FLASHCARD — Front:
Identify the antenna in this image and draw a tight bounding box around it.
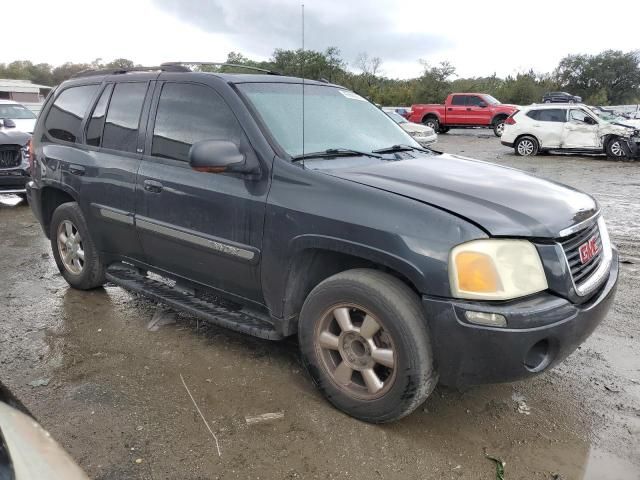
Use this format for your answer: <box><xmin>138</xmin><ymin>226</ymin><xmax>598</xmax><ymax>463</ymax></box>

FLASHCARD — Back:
<box><xmin>301</xmin><ymin>3</ymin><xmax>305</xmax><ymax>168</ymax></box>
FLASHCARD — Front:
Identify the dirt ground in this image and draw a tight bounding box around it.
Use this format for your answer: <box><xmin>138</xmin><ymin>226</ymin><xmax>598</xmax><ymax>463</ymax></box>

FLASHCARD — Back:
<box><xmin>1</xmin><ymin>130</ymin><xmax>639</xmax><ymax>479</ymax></box>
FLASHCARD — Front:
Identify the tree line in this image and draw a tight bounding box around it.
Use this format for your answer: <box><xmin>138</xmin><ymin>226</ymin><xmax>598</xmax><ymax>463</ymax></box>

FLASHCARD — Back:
<box><xmin>1</xmin><ymin>49</ymin><xmax>639</xmax><ymax>106</ymax></box>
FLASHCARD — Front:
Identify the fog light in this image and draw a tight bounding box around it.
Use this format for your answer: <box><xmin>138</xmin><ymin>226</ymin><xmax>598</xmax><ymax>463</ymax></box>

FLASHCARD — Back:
<box><xmin>464</xmin><ymin>311</ymin><xmax>507</xmax><ymax>327</ymax></box>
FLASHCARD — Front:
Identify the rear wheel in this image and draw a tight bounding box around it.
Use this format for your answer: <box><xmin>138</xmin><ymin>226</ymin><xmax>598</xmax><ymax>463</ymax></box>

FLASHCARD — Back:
<box><xmin>298</xmin><ymin>269</ymin><xmax>437</xmax><ymax>423</ymax></box>
<box><xmin>423</xmin><ymin>116</ymin><xmax>439</xmax><ymax>132</ymax></box>
<box><xmin>606</xmin><ymin>137</ymin><xmax>628</xmax><ymax>159</ymax></box>
<box><xmin>50</xmin><ymin>202</ymin><xmax>105</xmax><ymax>290</ymax></box>
<box><xmin>514</xmin><ymin>136</ymin><xmax>539</xmax><ymax>156</ymax></box>
<box><xmin>544</xmin><ymin>99</ymin><xmax>552</xmax><ymax>103</ymax></box>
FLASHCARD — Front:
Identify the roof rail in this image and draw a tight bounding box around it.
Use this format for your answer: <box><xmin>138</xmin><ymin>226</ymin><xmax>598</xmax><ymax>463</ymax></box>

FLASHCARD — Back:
<box><xmin>71</xmin><ymin>64</ymin><xmax>189</xmax><ymax>79</ymax></box>
<box><xmin>161</xmin><ymin>62</ymin><xmax>281</xmax><ymax>76</ymax></box>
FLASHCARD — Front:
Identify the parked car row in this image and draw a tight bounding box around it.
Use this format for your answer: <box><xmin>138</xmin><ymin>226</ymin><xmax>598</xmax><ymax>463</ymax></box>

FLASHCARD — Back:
<box><xmin>382</xmin><ymin>108</ymin><xmax>437</xmax><ymax>147</ymax></box>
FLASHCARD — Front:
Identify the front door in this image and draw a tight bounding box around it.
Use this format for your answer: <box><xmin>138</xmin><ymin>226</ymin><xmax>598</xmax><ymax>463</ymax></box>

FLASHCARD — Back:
<box><xmin>135</xmin><ymin>81</ymin><xmax>269</xmax><ymax>304</ymax></box>
<box><xmin>562</xmin><ymin>109</ymin><xmax>600</xmax><ymax>149</ymax></box>
<box><xmin>466</xmin><ymin>95</ymin><xmax>491</xmax><ymax>125</ymax></box>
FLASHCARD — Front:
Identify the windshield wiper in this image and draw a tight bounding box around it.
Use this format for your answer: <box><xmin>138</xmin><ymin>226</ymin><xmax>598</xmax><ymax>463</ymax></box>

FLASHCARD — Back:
<box><xmin>291</xmin><ymin>148</ymin><xmax>383</xmax><ymax>162</ymax></box>
<box><xmin>371</xmin><ymin>144</ymin><xmax>431</xmax><ymax>154</ymax></box>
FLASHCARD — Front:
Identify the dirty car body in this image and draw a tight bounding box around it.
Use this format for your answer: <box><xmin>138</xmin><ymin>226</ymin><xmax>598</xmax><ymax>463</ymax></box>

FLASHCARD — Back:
<box><xmin>0</xmin><ymin>128</ymin><xmax>31</xmax><ymax>196</ymax></box>
<box><xmin>26</xmin><ymin>68</ymin><xmax>618</xmax><ymax>422</ymax></box>
<box><xmin>501</xmin><ymin>103</ymin><xmax>640</xmax><ymax>159</ymax></box>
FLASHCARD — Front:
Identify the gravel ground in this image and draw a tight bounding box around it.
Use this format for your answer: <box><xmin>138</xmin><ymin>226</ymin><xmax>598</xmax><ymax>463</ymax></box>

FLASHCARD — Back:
<box><xmin>1</xmin><ymin>129</ymin><xmax>639</xmax><ymax>479</ymax></box>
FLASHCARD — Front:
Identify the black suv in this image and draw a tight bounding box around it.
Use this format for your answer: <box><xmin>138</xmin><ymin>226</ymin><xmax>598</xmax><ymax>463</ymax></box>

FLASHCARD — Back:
<box><xmin>27</xmin><ymin>64</ymin><xmax>618</xmax><ymax>423</ymax></box>
<box><xmin>542</xmin><ymin>92</ymin><xmax>582</xmax><ymax>103</ymax></box>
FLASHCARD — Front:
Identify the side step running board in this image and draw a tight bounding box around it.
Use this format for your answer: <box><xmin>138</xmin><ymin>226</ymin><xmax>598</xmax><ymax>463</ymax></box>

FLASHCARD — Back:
<box><xmin>105</xmin><ymin>265</ymin><xmax>283</xmax><ymax>340</ymax></box>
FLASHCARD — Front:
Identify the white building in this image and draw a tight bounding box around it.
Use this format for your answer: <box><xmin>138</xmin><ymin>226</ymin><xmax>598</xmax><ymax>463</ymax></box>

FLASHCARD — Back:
<box><xmin>0</xmin><ymin>79</ymin><xmax>53</xmax><ymax>115</ymax></box>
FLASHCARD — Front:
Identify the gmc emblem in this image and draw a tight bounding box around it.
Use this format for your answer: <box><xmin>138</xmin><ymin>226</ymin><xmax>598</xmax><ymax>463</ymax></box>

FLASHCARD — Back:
<box><xmin>579</xmin><ymin>237</ymin><xmax>599</xmax><ymax>264</ymax></box>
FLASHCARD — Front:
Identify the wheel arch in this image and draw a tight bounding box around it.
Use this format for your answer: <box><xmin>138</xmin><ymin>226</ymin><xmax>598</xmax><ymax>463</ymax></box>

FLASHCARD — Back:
<box><xmin>491</xmin><ymin>113</ymin><xmax>509</xmax><ymax>125</ymax></box>
<box><xmin>279</xmin><ymin>238</ymin><xmax>424</xmax><ymax>336</ymax></box>
<box><xmin>421</xmin><ymin>112</ymin><xmax>441</xmax><ymax>124</ymax></box>
<box><xmin>40</xmin><ymin>185</ymin><xmax>78</xmax><ymax>238</ymax></box>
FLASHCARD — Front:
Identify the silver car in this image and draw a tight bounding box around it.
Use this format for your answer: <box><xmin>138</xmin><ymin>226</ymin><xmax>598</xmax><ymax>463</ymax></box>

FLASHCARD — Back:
<box><xmin>0</xmin><ymin>100</ymin><xmax>38</xmax><ymax>134</ymax></box>
<box><xmin>384</xmin><ymin>110</ymin><xmax>437</xmax><ymax>147</ymax></box>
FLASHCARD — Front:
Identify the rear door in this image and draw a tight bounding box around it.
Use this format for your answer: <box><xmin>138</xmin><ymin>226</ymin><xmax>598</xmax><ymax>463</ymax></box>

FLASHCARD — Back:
<box><xmin>526</xmin><ymin>108</ymin><xmax>566</xmax><ymax>148</ymax></box>
<box><xmin>446</xmin><ymin>95</ymin><xmax>467</xmax><ymax>124</ymax></box>
<box><xmin>562</xmin><ymin>108</ymin><xmax>600</xmax><ymax>149</ymax></box>
<box><xmin>81</xmin><ymin>80</ymin><xmax>151</xmax><ymax>259</ymax></box>
<box><xmin>135</xmin><ymin>81</ymin><xmax>269</xmax><ymax>304</ymax></box>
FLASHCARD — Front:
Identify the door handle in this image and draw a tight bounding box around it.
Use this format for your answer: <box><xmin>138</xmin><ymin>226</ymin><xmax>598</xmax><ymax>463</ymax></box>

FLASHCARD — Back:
<box><xmin>466</xmin><ymin>108</ymin><xmax>472</xmax><ymax>111</ymax></box>
<box><xmin>143</xmin><ymin>179</ymin><xmax>163</xmax><ymax>193</ymax></box>
<box><xmin>68</xmin><ymin>164</ymin><xmax>85</xmax><ymax>176</ymax></box>
<box><xmin>447</xmin><ymin>108</ymin><xmax>453</xmax><ymax>111</ymax></box>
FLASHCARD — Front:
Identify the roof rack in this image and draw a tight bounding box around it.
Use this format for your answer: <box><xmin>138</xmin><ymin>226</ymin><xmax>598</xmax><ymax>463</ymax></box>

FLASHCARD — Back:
<box><xmin>160</xmin><ymin>62</ymin><xmax>281</xmax><ymax>76</ymax></box>
<box><xmin>72</xmin><ymin>65</ymin><xmax>189</xmax><ymax>78</ymax></box>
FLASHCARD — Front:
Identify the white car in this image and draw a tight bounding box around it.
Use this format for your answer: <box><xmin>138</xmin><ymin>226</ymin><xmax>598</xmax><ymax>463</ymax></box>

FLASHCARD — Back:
<box><xmin>384</xmin><ymin>110</ymin><xmax>437</xmax><ymax>147</ymax></box>
<box><xmin>0</xmin><ymin>100</ymin><xmax>38</xmax><ymax>134</ymax></box>
<box><xmin>501</xmin><ymin>104</ymin><xmax>640</xmax><ymax>159</ymax></box>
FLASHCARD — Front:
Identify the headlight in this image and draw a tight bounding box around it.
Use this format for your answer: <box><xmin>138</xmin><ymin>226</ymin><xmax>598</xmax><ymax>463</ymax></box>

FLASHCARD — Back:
<box><xmin>449</xmin><ymin>239</ymin><xmax>548</xmax><ymax>300</ymax></box>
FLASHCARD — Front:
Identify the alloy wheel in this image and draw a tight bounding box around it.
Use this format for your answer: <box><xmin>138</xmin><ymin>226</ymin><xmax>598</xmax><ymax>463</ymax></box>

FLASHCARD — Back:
<box><xmin>57</xmin><ymin>220</ymin><xmax>85</xmax><ymax>274</ymax></box>
<box><xmin>495</xmin><ymin>122</ymin><xmax>505</xmax><ymax>136</ymax></box>
<box><xmin>517</xmin><ymin>139</ymin><xmax>535</xmax><ymax>156</ymax></box>
<box><xmin>609</xmin><ymin>141</ymin><xmax>624</xmax><ymax>157</ymax></box>
<box><xmin>315</xmin><ymin>304</ymin><xmax>397</xmax><ymax>399</ymax></box>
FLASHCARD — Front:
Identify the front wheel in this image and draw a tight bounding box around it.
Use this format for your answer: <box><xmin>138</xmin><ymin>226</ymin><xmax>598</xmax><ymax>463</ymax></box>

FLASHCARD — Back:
<box><xmin>493</xmin><ymin>120</ymin><xmax>506</xmax><ymax>137</ymax></box>
<box><xmin>50</xmin><ymin>202</ymin><xmax>105</xmax><ymax>290</ymax></box>
<box><xmin>298</xmin><ymin>269</ymin><xmax>437</xmax><ymax>423</ymax></box>
<box><xmin>514</xmin><ymin>136</ymin><xmax>539</xmax><ymax>156</ymax></box>
<box><xmin>606</xmin><ymin>137</ymin><xmax>628</xmax><ymax>159</ymax></box>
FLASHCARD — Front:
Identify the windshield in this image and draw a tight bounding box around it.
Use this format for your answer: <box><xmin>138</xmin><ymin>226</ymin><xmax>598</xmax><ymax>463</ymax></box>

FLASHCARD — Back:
<box><xmin>386</xmin><ymin>111</ymin><xmax>408</xmax><ymax>124</ymax></box>
<box><xmin>0</xmin><ymin>104</ymin><xmax>36</xmax><ymax>119</ymax></box>
<box><xmin>483</xmin><ymin>95</ymin><xmax>501</xmax><ymax>105</ymax></box>
<box><xmin>237</xmin><ymin>83</ymin><xmax>419</xmax><ymax>157</ymax></box>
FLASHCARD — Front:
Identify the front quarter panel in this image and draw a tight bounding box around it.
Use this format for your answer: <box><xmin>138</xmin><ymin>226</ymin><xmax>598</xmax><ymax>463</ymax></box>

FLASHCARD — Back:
<box><xmin>262</xmin><ymin>159</ymin><xmax>487</xmax><ymax>318</ymax></box>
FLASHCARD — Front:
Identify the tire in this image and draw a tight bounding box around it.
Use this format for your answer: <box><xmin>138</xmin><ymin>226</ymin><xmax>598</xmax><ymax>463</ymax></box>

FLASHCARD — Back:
<box><xmin>423</xmin><ymin>116</ymin><xmax>439</xmax><ymax>132</ymax></box>
<box><xmin>606</xmin><ymin>137</ymin><xmax>628</xmax><ymax>159</ymax></box>
<box><xmin>514</xmin><ymin>136</ymin><xmax>539</xmax><ymax>156</ymax></box>
<box><xmin>568</xmin><ymin>99</ymin><xmax>575</xmax><ymax>104</ymax></box>
<box><xmin>438</xmin><ymin>126</ymin><xmax>450</xmax><ymax>134</ymax></box>
<box><xmin>493</xmin><ymin>119</ymin><xmax>506</xmax><ymax>137</ymax></box>
<box><xmin>17</xmin><ymin>193</ymin><xmax>28</xmax><ymax>204</ymax></box>
<box><xmin>50</xmin><ymin>202</ymin><xmax>105</xmax><ymax>290</ymax></box>
<box><xmin>543</xmin><ymin>99</ymin><xmax>552</xmax><ymax>103</ymax></box>
<box><xmin>298</xmin><ymin>269</ymin><xmax>437</xmax><ymax>423</ymax></box>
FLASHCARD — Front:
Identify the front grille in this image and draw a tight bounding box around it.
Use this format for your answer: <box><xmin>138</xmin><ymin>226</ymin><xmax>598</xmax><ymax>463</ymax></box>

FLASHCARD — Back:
<box><xmin>559</xmin><ymin>220</ymin><xmax>603</xmax><ymax>286</ymax></box>
<box><xmin>0</xmin><ymin>146</ymin><xmax>21</xmax><ymax>169</ymax></box>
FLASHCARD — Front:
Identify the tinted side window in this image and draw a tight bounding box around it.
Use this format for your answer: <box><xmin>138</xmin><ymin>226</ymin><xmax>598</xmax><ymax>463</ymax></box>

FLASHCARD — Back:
<box><xmin>538</xmin><ymin>109</ymin><xmax>566</xmax><ymax>122</ymax></box>
<box><xmin>45</xmin><ymin>84</ymin><xmax>99</xmax><ymax>143</ymax></box>
<box><xmin>86</xmin><ymin>84</ymin><xmax>114</xmax><ymax>146</ymax></box>
<box><xmin>526</xmin><ymin>110</ymin><xmax>540</xmax><ymax>120</ymax></box>
<box><xmin>102</xmin><ymin>82</ymin><xmax>148</xmax><ymax>153</ymax></box>
<box><xmin>451</xmin><ymin>95</ymin><xmax>466</xmax><ymax>106</ymax></box>
<box><xmin>467</xmin><ymin>96</ymin><xmax>484</xmax><ymax>106</ymax></box>
<box><xmin>152</xmin><ymin>83</ymin><xmax>242</xmax><ymax>162</ymax></box>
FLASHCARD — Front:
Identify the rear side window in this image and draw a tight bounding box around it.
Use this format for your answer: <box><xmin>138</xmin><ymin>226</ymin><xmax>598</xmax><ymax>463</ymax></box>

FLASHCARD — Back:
<box><xmin>151</xmin><ymin>83</ymin><xmax>242</xmax><ymax>162</ymax></box>
<box><xmin>45</xmin><ymin>84</ymin><xmax>99</xmax><ymax>143</ymax></box>
<box><xmin>102</xmin><ymin>82</ymin><xmax>148</xmax><ymax>153</ymax></box>
<box><xmin>86</xmin><ymin>84</ymin><xmax>114</xmax><ymax>146</ymax></box>
<box><xmin>451</xmin><ymin>95</ymin><xmax>466</xmax><ymax>106</ymax></box>
<box><xmin>526</xmin><ymin>109</ymin><xmax>566</xmax><ymax>122</ymax></box>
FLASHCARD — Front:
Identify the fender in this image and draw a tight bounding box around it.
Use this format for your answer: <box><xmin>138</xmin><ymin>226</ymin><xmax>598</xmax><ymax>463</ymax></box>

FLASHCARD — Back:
<box><xmin>421</xmin><ymin>110</ymin><xmax>442</xmax><ymax>124</ymax></box>
<box><xmin>288</xmin><ymin>234</ymin><xmax>426</xmax><ymax>291</ymax></box>
<box><xmin>490</xmin><ymin>112</ymin><xmax>509</xmax><ymax>125</ymax></box>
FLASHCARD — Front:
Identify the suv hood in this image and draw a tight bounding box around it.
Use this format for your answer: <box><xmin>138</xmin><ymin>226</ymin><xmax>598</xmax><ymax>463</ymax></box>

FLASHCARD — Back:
<box><xmin>325</xmin><ymin>153</ymin><xmax>597</xmax><ymax>238</ymax></box>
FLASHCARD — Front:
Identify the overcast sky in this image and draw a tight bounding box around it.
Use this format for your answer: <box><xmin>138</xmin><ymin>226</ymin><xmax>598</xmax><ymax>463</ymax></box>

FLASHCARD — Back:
<box><xmin>4</xmin><ymin>0</ymin><xmax>639</xmax><ymax>79</ymax></box>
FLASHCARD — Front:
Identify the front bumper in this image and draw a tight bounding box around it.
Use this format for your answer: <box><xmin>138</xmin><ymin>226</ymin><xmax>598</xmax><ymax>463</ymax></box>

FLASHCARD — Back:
<box><xmin>414</xmin><ymin>134</ymin><xmax>438</xmax><ymax>147</ymax></box>
<box><xmin>422</xmin><ymin>249</ymin><xmax>619</xmax><ymax>387</ymax></box>
<box><xmin>0</xmin><ymin>168</ymin><xmax>29</xmax><ymax>194</ymax></box>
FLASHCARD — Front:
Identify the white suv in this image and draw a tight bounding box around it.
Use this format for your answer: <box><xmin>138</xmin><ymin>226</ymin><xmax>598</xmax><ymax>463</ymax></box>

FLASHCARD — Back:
<box><xmin>501</xmin><ymin>104</ymin><xmax>640</xmax><ymax>159</ymax></box>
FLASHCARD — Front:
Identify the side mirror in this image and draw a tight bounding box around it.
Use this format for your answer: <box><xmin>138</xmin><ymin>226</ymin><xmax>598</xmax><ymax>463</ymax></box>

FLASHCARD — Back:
<box><xmin>0</xmin><ymin>118</ymin><xmax>16</xmax><ymax>128</ymax></box>
<box><xmin>477</xmin><ymin>101</ymin><xmax>487</xmax><ymax>108</ymax></box>
<box><xmin>583</xmin><ymin>116</ymin><xmax>596</xmax><ymax>125</ymax></box>
<box><xmin>189</xmin><ymin>140</ymin><xmax>246</xmax><ymax>174</ymax></box>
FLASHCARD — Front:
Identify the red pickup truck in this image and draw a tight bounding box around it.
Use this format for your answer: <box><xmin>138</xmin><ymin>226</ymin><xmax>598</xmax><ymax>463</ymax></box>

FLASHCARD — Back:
<box><xmin>408</xmin><ymin>93</ymin><xmax>518</xmax><ymax>137</ymax></box>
